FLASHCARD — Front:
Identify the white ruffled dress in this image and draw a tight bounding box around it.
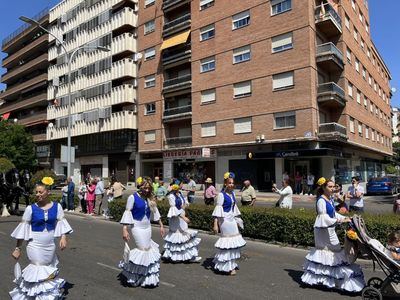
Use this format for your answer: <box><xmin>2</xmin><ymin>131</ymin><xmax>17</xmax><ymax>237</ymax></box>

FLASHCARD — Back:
<box><xmin>119</xmin><ymin>193</ymin><xmax>162</xmax><ymax>287</ymax></box>
<box><xmin>212</xmin><ymin>192</ymin><xmax>246</xmax><ymax>273</ymax></box>
<box><xmin>163</xmin><ymin>193</ymin><xmax>201</xmax><ymax>261</ymax></box>
<box><xmin>301</xmin><ymin>197</ymin><xmax>365</xmax><ymax>292</ymax></box>
<box><xmin>9</xmin><ymin>202</ymin><xmax>73</xmax><ymax>300</ymax></box>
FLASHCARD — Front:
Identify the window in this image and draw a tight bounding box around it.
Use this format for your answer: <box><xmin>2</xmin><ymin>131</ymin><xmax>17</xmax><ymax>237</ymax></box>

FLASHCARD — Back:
<box><xmin>367</xmin><ymin>48</ymin><xmax>371</xmax><ymax>58</ymax></box>
<box><xmin>144</xmin><ymin>130</ymin><xmax>156</xmax><ymax>143</ymax></box>
<box><xmin>358</xmin><ymin>122</ymin><xmax>363</xmax><ymax>137</ymax></box>
<box><xmin>346</xmin><ymin>47</ymin><xmax>352</xmax><ymax>64</ymax></box>
<box><xmin>200</xmin><ymin>56</ymin><xmax>215</xmax><ymax>73</ymax></box>
<box><xmin>201</xmin><ymin>89</ymin><xmax>216</xmax><ymax>103</ymax></box>
<box><xmin>353</xmin><ymin>29</ymin><xmax>358</xmax><ymax>42</ymax></box>
<box><xmin>359</xmin><ymin>13</ymin><xmax>364</xmax><ymax>23</ymax></box>
<box><xmin>364</xmin><ymin>96</ymin><xmax>368</xmax><ymax>108</ymax></box>
<box><xmin>200</xmin><ymin>24</ymin><xmax>215</xmax><ymax>41</ymax></box>
<box><xmin>371</xmin><ymin>129</ymin><xmax>375</xmax><ymax>141</ymax></box>
<box><xmin>232</xmin><ymin>10</ymin><xmax>250</xmax><ymax>30</ymax></box>
<box><xmin>144</xmin><ymin>47</ymin><xmax>156</xmax><ymax>60</ymax></box>
<box><xmin>365</xmin><ymin>126</ymin><xmax>369</xmax><ymax>139</ymax></box>
<box><xmin>350</xmin><ymin>117</ymin><xmax>355</xmax><ymax>133</ymax></box>
<box><xmin>362</xmin><ymin>67</ymin><xmax>366</xmax><ymax>80</ymax></box>
<box><xmin>347</xmin><ymin>82</ymin><xmax>353</xmax><ymax>98</ymax></box>
<box><xmin>144</xmin><ymin>20</ymin><xmax>155</xmax><ymax>34</ymax></box>
<box><xmin>273</xmin><ymin>71</ymin><xmax>294</xmax><ymax>90</ymax></box>
<box><xmin>356</xmin><ymin>90</ymin><xmax>361</xmax><ymax>104</ymax></box>
<box><xmin>145</xmin><ymin>0</ymin><xmax>155</xmax><ymax>7</ymax></box>
<box><xmin>274</xmin><ymin>111</ymin><xmax>295</xmax><ymax>129</ymax></box>
<box><xmin>366</xmin><ymin>22</ymin><xmax>369</xmax><ymax>34</ymax></box>
<box><xmin>368</xmin><ymin>75</ymin><xmax>372</xmax><ymax>86</ymax></box>
<box><xmin>145</xmin><ymin>103</ymin><xmax>156</xmax><ymax>115</ymax></box>
<box><xmin>271</xmin><ymin>32</ymin><xmax>293</xmax><ymax>53</ymax></box>
<box><xmin>361</xmin><ymin>39</ymin><xmax>365</xmax><ymax>51</ymax></box>
<box><xmin>370</xmin><ymin>102</ymin><xmax>373</xmax><ymax>112</ymax></box>
<box><xmin>355</xmin><ymin>58</ymin><xmax>360</xmax><ymax>73</ymax></box>
<box><xmin>233</xmin><ymin>81</ymin><xmax>252</xmax><ymax>98</ymax></box>
<box><xmin>200</xmin><ymin>0</ymin><xmax>214</xmax><ymax>10</ymax></box>
<box><xmin>234</xmin><ymin>117</ymin><xmax>252</xmax><ymax>134</ymax></box>
<box><xmin>201</xmin><ymin>122</ymin><xmax>216</xmax><ymax>137</ymax></box>
<box><xmin>233</xmin><ymin>45</ymin><xmax>251</xmax><ymax>64</ymax></box>
<box><xmin>345</xmin><ymin>14</ymin><xmax>350</xmax><ymax>30</ymax></box>
<box><xmin>351</xmin><ymin>0</ymin><xmax>356</xmax><ymax>10</ymax></box>
<box><xmin>271</xmin><ymin>0</ymin><xmax>292</xmax><ymax>16</ymax></box>
<box><xmin>374</xmin><ymin>81</ymin><xmax>377</xmax><ymax>91</ymax></box>
<box><xmin>144</xmin><ymin>74</ymin><xmax>156</xmax><ymax>88</ymax></box>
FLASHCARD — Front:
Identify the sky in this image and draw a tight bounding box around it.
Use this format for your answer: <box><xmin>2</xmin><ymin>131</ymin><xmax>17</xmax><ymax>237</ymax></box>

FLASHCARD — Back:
<box><xmin>0</xmin><ymin>0</ymin><xmax>399</xmax><ymax>106</ymax></box>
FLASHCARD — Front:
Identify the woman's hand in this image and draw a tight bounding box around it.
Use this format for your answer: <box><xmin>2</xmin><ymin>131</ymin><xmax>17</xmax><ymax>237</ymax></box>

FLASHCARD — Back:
<box><xmin>213</xmin><ymin>223</ymin><xmax>219</xmax><ymax>234</ymax></box>
<box><xmin>160</xmin><ymin>226</ymin><xmax>165</xmax><ymax>238</ymax></box>
<box><xmin>59</xmin><ymin>235</ymin><xmax>67</xmax><ymax>250</ymax></box>
<box><xmin>182</xmin><ymin>216</ymin><xmax>190</xmax><ymax>224</ymax></box>
<box><xmin>12</xmin><ymin>248</ymin><xmax>21</xmax><ymax>260</ymax></box>
<box><xmin>122</xmin><ymin>226</ymin><xmax>130</xmax><ymax>242</ymax></box>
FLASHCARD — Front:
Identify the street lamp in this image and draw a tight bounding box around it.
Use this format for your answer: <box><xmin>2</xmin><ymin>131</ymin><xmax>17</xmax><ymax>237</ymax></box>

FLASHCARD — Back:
<box><xmin>20</xmin><ymin>16</ymin><xmax>110</xmax><ymax>179</ymax></box>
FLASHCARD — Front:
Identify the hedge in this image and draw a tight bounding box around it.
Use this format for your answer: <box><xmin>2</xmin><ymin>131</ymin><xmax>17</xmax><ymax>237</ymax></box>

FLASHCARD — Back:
<box><xmin>28</xmin><ymin>193</ymin><xmax>80</xmax><ymax>208</ymax></box>
<box><xmin>108</xmin><ymin>198</ymin><xmax>400</xmax><ymax>247</ymax></box>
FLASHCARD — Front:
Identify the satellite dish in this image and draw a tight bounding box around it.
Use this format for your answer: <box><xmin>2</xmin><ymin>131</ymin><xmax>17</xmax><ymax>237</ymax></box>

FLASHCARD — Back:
<box><xmin>391</xmin><ymin>87</ymin><xmax>397</xmax><ymax>94</ymax></box>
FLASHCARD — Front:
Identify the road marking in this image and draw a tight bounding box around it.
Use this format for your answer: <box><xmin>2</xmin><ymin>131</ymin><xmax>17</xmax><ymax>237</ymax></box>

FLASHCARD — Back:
<box><xmin>96</xmin><ymin>262</ymin><xmax>175</xmax><ymax>288</ymax></box>
<box><xmin>0</xmin><ymin>231</ymin><xmax>6</xmax><ymax>235</ymax></box>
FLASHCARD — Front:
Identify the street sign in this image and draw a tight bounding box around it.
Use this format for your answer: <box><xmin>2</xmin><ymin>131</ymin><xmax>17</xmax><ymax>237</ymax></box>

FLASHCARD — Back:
<box><xmin>202</xmin><ymin>147</ymin><xmax>211</xmax><ymax>158</ymax></box>
<box><xmin>60</xmin><ymin>145</ymin><xmax>75</xmax><ymax>163</ymax></box>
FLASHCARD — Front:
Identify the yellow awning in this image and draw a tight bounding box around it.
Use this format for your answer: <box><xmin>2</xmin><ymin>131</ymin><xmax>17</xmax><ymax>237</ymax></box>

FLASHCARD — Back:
<box><xmin>160</xmin><ymin>30</ymin><xmax>190</xmax><ymax>51</ymax></box>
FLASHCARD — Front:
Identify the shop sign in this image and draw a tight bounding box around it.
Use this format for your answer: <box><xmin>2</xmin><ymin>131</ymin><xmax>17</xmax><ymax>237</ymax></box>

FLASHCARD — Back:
<box><xmin>163</xmin><ymin>148</ymin><xmax>216</xmax><ymax>159</ymax></box>
<box><xmin>202</xmin><ymin>147</ymin><xmax>211</xmax><ymax>158</ymax></box>
<box><xmin>36</xmin><ymin>145</ymin><xmax>51</xmax><ymax>158</ymax></box>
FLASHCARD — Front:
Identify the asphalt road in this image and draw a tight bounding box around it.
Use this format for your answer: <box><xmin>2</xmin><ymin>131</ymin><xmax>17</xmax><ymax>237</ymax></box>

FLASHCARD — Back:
<box><xmin>0</xmin><ymin>213</ymin><xmax>384</xmax><ymax>300</ymax></box>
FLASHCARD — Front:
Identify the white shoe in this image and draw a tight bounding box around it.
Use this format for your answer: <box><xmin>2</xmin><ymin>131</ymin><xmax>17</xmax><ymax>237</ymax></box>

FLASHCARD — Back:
<box><xmin>68</xmin><ymin>210</ymin><xmax>74</xmax><ymax>212</ymax></box>
<box><xmin>190</xmin><ymin>256</ymin><xmax>202</xmax><ymax>263</ymax></box>
<box><xmin>64</xmin><ymin>209</ymin><xmax>68</xmax><ymax>212</ymax></box>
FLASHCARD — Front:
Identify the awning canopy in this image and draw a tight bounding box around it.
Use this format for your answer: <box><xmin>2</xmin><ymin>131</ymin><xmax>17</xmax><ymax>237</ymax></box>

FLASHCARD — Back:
<box><xmin>1</xmin><ymin>112</ymin><xmax>10</xmax><ymax>120</ymax></box>
<box><xmin>160</xmin><ymin>30</ymin><xmax>190</xmax><ymax>51</ymax></box>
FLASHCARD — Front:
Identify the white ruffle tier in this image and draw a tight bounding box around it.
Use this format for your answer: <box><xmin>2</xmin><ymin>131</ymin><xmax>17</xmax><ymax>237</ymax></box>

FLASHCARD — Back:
<box><xmin>214</xmin><ymin>235</ymin><xmax>246</xmax><ymax>250</ymax></box>
<box><xmin>167</xmin><ymin>207</ymin><xmax>183</xmax><ymax>218</ymax></box>
<box><xmin>213</xmin><ymin>234</ymin><xmax>246</xmax><ymax>273</ymax></box>
<box><xmin>162</xmin><ymin>230</ymin><xmax>201</xmax><ymax>262</ymax></box>
<box><xmin>119</xmin><ymin>241</ymin><xmax>161</xmax><ymax>287</ymax></box>
<box><xmin>54</xmin><ymin>219</ymin><xmax>73</xmax><ymax>237</ymax></box>
<box><xmin>301</xmin><ymin>248</ymin><xmax>365</xmax><ymax>292</ymax></box>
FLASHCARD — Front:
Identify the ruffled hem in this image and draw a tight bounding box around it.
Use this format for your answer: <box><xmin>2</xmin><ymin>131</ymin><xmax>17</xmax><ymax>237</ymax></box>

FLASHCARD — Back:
<box><xmin>305</xmin><ymin>248</ymin><xmax>348</xmax><ymax>267</ymax></box>
<box><xmin>120</xmin><ymin>210</ymin><xmax>135</xmax><ymax>225</ymax></box>
<box><xmin>122</xmin><ymin>271</ymin><xmax>159</xmax><ymax>287</ymax></box>
<box><xmin>54</xmin><ymin>219</ymin><xmax>73</xmax><ymax>237</ymax></box>
<box><xmin>213</xmin><ymin>260</ymin><xmax>238</xmax><ymax>273</ymax></box>
<box><xmin>22</xmin><ymin>263</ymin><xmax>59</xmax><ymax>283</ymax></box>
<box><xmin>164</xmin><ymin>237</ymin><xmax>201</xmax><ymax>252</ymax></box>
<box><xmin>163</xmin><ymin>230</ymin><xmax>197</xmax><ymax>245</ymax></box>
<box><xmin>301</xmin><ymin>271</ymin><xmax>365</xmax><ymax>292</ymax></box>
<box><xmin>11</xmin><ymin>222</ymin><xmax>32</xmax><ymax>241</ymax></box>
<box><xmin>12</xmin><ymin>277</ymin><xmax>65</xmax><ymax>298</ymax></box>
<box><xmin>167</xmin><ymin>207</ymin><xmax>183</xmax><ymax>218</ymax></box>
<box><xmin>303</xmin><ymin>261</ymin><xmax>363</xmax><ymax>280</ymax></box>
<box><xmin>215</xmin><ymin>234</ymin><xmax>246</xmax><ymax>250</ymax></box>
<box><xmin>162</xmin><ymin>247</ymin><xmax>199</xmax><ymax>262</ymax></box>
<box><xmin>213</xmin><ymin>248</ymin><xmax>241</xmax><ymax>263</ymax></box>
<box><xmin>127</xmin><ymin>241</ymin><xmax>160</xmax><ymax>267</ymax></box>
<box><xmin>119</xmin><ymin>261</ymin><xmax>160</xmax><ymax>276</ymax></box>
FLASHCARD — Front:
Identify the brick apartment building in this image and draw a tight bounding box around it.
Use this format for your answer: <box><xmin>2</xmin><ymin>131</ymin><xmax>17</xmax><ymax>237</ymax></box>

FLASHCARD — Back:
<box><xmin>46</xmin><ymin>0</ymin><xmax>139</xmax><ymax>182</ymax></box>
<box><xmin>0</xmin><ymin>8</ymin><xmax>51</xmax><ymax>167</ymax></box>
<box><xmin>136</xmin><ymin>0</ymin><xmax>392</xmax><ymax>190</ymax></box>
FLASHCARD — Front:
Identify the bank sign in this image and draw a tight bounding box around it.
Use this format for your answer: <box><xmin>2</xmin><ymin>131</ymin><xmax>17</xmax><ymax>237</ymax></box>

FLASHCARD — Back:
<box><xmin>163</xmin><ymin>148</ymin><xmax>216</xmax><ymax>159</ymax></box>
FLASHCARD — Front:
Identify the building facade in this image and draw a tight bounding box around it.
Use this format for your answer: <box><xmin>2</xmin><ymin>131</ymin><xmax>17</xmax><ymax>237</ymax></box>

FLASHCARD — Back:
<box><xmin>46</xmin><ymin>0</ymin><xmax>139</xmax><ymax>182</ymax></box>
<box><xmin>392</xmin><ymin>107</ymin><xmax>399</xmax><ymax>143</ymax></box>
<box><xmin>0</xmin><ymin>8</ymin><xmax>51</xmax><ymax>167</ymax></box>
<box><xmin>136</xmin><ymin>0</ymin><xmax>392</xmax><ymax>189</ymax></box>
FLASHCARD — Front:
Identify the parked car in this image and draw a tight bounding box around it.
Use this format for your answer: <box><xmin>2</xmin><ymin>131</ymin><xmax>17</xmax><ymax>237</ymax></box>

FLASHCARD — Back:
<box><xmin>53</xmin><ymin>174</ymin><xmax>67</xmax><ymax>189</ymax></box>
<box><xmin>366</xmin><ymin>177</ymin><xmax>400</xmax><ymax>195</ymax></box>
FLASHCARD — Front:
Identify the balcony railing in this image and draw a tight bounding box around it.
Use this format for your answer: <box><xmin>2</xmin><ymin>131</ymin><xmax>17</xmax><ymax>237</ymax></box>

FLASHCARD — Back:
<box><xmin>316</xmin><ymin>43</ymin><xmax>344</xmax><ymax>71</ymax></box>
<box><xmin>165</xmin><ymin>136</ymin><xmax>192</xmax><ymax>145</ymax></box>
<box><xmin>163</xmin><ymin>74</ymin><xmax>191</xmax><ymax>89</ymax></box>
<box><xmin>0</xmin><ymin>91</ymin><xmax>47</xmax><ymax>115</ymax></box>
<box><xmin>318</xmin><ymin>122</ymin><xmax>347</xmax><ymax>140</ymax></box>
<box><xmin>162</xmin><ymin>45</ymin><xmax>191</xmax><ymax>64</ymax></box>
<box><xmin>1</xmin><ymin>73</ymin><xmax>47</xmax><ymax>100</ymax></box>
<box><xmin>317</xmin><ymin>82</ymin><xmax>346</xmax><ymax>107</ymax></box>
<box><xmin>1</xmin><ymin>53</ymin><xmax>48</xmax><ymax>83</ymax></box>
<box><xmin>163</xmin><ymin>104</ymin><xmax>192</xmax><ymax>118</ymax></box>
<box><xmin>315</xmin><ymin>3</ymin><xmax>342</xmax><ymax>35</ymax></box>
<box><xmin>163</xmin><ymin>0</ymin><xmax>188</xmax><ymax>11</ymax></box>
<box><xmin>163</xmin><ymin>13</ymin><xmax>191</xmax><ymax>36</ymax></box>
<box><xmin>317</xmin><ymin>43</ymin><xmax>343</xmax><ymax>61</ymax></box>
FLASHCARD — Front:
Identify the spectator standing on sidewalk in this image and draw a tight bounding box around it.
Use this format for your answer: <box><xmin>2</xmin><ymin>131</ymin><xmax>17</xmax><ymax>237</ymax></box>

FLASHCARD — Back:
<box><xmin>294</xmin><ymin>171</ymin><xmax>303</xmax><ymax>195</ymax></box>
<box><xmin>156</xmin><ymin>180</ymin><xmax>168</xmax><ymax>201</ymax></box>
<box><xmin>240</xmin><ymin>180</ymin><xmax>256</xmax><ymax>206</ymax></box>
<box><xmin>111</xmin><ymin>177</ymin><xmax>126</xmax><ymax>201</ymax></box>
<box><xmin>95</xmin><ymin>177</ymin><xmax>105</xmax><ymax>215</ymax></box>
<box><xmin>346</xmin><ymin>176</ymin><xmax>364</xmax><ymax>213</ymax></box>
<box><xmin>204</xmin><ymin>178</ymin><xmax>217</xmax><ymax>205</ymax></box>
<box><xmin>272</xmin><ymin>179</ymin><xmax>293</xmax><ymax>209</ymax></box>
<box><xmin>67</xmin><ymin>177</ymin><xmax>75</xmax><ymax>212</ymax></box>
<box><xmin>61</xmin><ymin>181</ymin><xmax>68</xmax><ymax>210</ymax></box>
<box><xmin>86</xmin><ymin>179</ymin><xmax>96</xmax><ymax>215</ymax></box>
<box><xmin>153</xmin><ymin>176</ymin><xmax>160</xmax><ymax>194</ymax></box>
<box><xmin>78</xmin><ymin>181</ymin><xmax>87</xmax><ymax>214</ymax></box>
<box><xmin>307</xmin><ymin>173</ymin><xmax>315</xmax><ymax>195</ymax></box>
<box><xmin>186</xmin><ymin>176</ymin><xmax>196</xmax><ymax>204</ymax></box>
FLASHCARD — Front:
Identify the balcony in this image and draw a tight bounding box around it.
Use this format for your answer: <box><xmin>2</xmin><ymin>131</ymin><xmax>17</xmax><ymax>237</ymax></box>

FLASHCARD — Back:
<box><xmin>2</xmin><ymin>53</ymin><xmax>48</xmax><ymax>84</ymax></box>
<box><xmin>162</xmin><ymin>45</ymin><xmax>191</xmax><ymax>67</ymax></box>
<box><xmin>32</xmin><ymin>133</ymin><xmax>47</xmax><ymax>142</ymax></box>
<box><xmin>316</xmin><ymin>43</ymin><xmax>344</xmax><ymax>73</ymax></box>
<box><xmin>162</xmin><ymin>0</ymin><xmax>190</xmax><ymax>12</ymax></box>
<box><xmin>1</xmin><ymin>73</ymin><xmax>47</xmax><ymax>100</ymax></box>
<box><xmin>0</xmin><ymin>92</ymin><xmax>47</xmax><ymax>115</ymax></box>
<box><xmin>318</xmin><ymin>122</ymin><xmax>347</xmax><ymax>141</ymax></box>
<box><xmin>164</xmin><ymin>135</ymin><xmax>192</xmax><ymax>148</ymax></box>
<box><xmin>47</xmin><ymin>110</ymin><xmax>137</xmax><ymax>140</ymax></box>
<box><xmin>163</xmin><ymin>74</ymin><xmax>191</xmax><ymax>93</ymax></box>
<box><xmin>317</xmin><ymin>82</ymin><xmax>346</xmax><ymax>108</ymax></box>
<box><xmin>163</xmin><ymin>13</ymin><xmax>191</xmax><ymax>37</ymax></box>
<box><xmin>111</xmin><ymin>32</ymin><xmax>137</xmax><ymax>56</ymax></box>
<box><xmin>17</xmin><ymin>111</ymin><xmax>47</xmax><ymax>127</ymax></box>
<box><xmin>163</xmin><ymin>104</ymin><xmax>192</xmax><ymax>121</ymax></box>
<box><xmin>315</xmin><ymin>3</ymin><xmax>342</xmax><ymax>37</ymax></box>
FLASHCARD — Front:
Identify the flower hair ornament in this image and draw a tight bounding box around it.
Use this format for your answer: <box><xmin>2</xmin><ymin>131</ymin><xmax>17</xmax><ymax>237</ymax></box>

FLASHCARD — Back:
<box><xmin>136</xmin><ymin>176</ymin><xmax>143</xmax><ymax>187</ymax></box>
<box><xmin>171</xmin><ymin>184</ymin><xmax>180</xmax><ymax>191</ymax></box>
<box><xmin>41</xmin><ymin>177</ymin><xmax>54</xmax><ymax>186</ymax></box>
<box><xmin>223</xmin><ymin>172</ymin><xmax>235</xmax><ymax>180</ymax></box>
<box><xmin>316</xmin><ymin>177</ymin><xmax>326</xmax><ymax>186</ymax></box>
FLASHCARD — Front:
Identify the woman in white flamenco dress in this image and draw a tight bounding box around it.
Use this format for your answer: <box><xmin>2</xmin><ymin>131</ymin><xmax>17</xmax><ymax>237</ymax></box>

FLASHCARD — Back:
<box><xmin>9</xmin><ymin>179</ymin><xmax>73</xmax><ymax>300</ymax></box>
<box><xmin>301</xmin><ymin>177</ymin><xmax>365</xmax><ymax>292</ymax></box>
<box><xmin>212</xmin><ymin>172</ymin><xmax>246</xmax><ymax>275</ymax></box>
<box><xmin>162</xmin><ymin>181</ymin><xmax>201</xmax><ymax>263</ymax></box>
<box><xmin>119</xmin><ymin>177</ymin><xmax>165</xmax><ymax>287</ymax></box>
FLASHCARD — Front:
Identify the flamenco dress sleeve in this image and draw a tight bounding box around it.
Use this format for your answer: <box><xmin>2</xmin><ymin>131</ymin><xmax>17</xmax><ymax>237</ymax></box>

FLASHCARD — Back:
<box><xmin>151</xmin><ymin>206</ymin><xmax>161</xmax><ymax>222</ymax></box>
<box><xmin>167</xmin><ymin>194</ymin><xmax>182</xmax><ymax>218</ymax></box>
<box><xmin>314</xmin><ymin>198</ymin><xmax>338</xmax><ymax>228</ymax></box>
<box><xmin>54</xmin><ymin>203</ymin><xmax>73</xmax><ymax>237</ymax></box>
<box><xmin>212</xmin><ymin>193</ymin><xmax>225</xmax><ymax>218</ymax></box>
<box><xmin>11</xmin><ymin>205</ymin><xmax>32</xmax><ymax>240</ymax></box>
<box><xmin>120</xmin><ymin>195</ymin><xmax>135</xmax><ymax>225</ymax></box>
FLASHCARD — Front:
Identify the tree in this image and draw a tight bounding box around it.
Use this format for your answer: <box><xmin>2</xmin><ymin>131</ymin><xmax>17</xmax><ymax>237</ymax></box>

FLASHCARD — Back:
<box><xmin>0</xmin><ymin>157</ymin><xmax>15</xmax><ymax>173</ymax></box>
<box><xmin>0</xmin><ymin>120</ymin><xmax>37</xmax><ymax>170</ymax></box>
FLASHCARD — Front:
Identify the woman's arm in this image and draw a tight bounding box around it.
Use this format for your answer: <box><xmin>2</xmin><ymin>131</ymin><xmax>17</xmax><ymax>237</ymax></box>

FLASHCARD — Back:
<box><xmin>11</xmin><ymin>239</ymin><xmax>24</xmax><ymax>260</ymax></box>
<box><xmin>391</xmin><ymin>251</ymin><xmax>400</xmax><ymax>260</ymax></box>
<box><xmin>213</xmin><ymin>218</ymin><xmax>219</xmax><ymax>234</ymax></box>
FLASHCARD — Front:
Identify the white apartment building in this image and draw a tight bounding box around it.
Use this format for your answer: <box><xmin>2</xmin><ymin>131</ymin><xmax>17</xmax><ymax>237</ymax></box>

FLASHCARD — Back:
<box><xmin>392</xmin><ymin>107</ymin><xmax>399</xmax><ymax>143</ymax></box>
<box><xmin>46</xmin><ymin>0</ymin><xmax>139</xmax><ymax>183</ymax></box>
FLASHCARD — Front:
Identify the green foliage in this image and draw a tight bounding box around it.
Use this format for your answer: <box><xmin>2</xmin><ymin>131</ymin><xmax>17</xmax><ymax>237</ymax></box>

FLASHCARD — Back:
<box><xmin>385</xmin><ymin>164</ymin><xmax>398</xmax><ymax>175</ymax></box>
<box><xmin>28</xmin><ymin>192</ymin><xmax>80</xmax><ymax>208</ymax></box>
<box><xmin>108</xmin><ymin>199</ymin><xmax>400</xmax><ymax>247</ymax></box>
<box><xmin>0</xmin><ymin>120</ymin><xmax>36</xmax><ymax>170</ymax></box>
<box><xmin>31</xmin><ymin>170</ymin><xmax>57</xmax><ymax>186</ymax></box>
<box><xmin>0</xmin><ymin>157</ymin><xmax>15</xmax><ymax>173</ymax></box>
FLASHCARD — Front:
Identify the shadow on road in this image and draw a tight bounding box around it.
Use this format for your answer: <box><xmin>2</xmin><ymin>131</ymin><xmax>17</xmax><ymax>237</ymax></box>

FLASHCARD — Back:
<box><xmin>201</xmin><ymin>257</ymin><xmax>214</xmax><ymax>271</ymax></box>
<box><xmin>62</xmin><ymin>282</ymin><xmax>74</xmax><ymax>297</ymax></box>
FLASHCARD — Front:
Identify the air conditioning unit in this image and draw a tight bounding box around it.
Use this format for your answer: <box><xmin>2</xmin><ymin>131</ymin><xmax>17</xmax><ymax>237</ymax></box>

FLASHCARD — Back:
<box><xmin>61</xmin><ymin>14</ymin><xmax>67</xmax><ymax>24</ymax></box>
<box><xmin>53</xmin><ymin>77</ymin><xmax>60</xmax><ymax>87</ymax></box>
<box><xmin>134</xmin><ymin>52</ymin><xmax>143</xmax><ymax>62</ymax></box>
<box><xmin>132</xmin><ymin>79</ymin><xmax>138</xmax><ymax>87</ymax></box>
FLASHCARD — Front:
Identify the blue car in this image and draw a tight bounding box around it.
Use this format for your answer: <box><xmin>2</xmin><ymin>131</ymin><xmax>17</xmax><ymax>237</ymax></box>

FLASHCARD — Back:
<box><xmin>366</xmin><ymin>177</ymin><xmax>399</xmax><ymax>195</ymax></box>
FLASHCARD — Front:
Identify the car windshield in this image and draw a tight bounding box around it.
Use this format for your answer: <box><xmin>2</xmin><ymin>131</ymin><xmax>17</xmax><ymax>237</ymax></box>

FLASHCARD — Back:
<box><xmin>368</xmin><ymin>177</ymin><xmax>389</xmax><ymax>182</ymax></box>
